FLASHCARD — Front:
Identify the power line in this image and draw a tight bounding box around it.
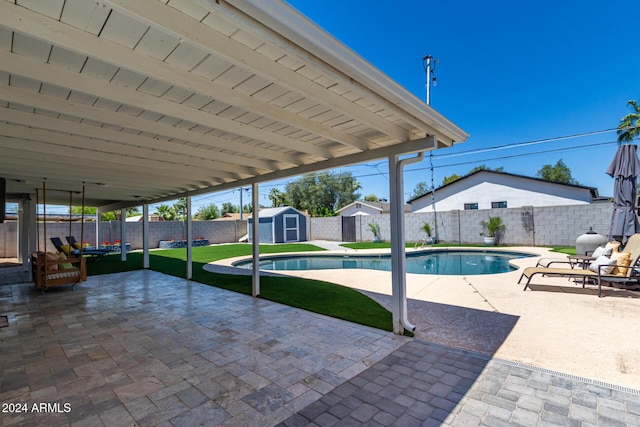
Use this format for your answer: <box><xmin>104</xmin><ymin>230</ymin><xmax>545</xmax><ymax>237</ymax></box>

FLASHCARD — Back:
<box><xmin>431</xmin><ymin>127</ymin><xmax>620</xmax><ymax>160</ymax></box>
<box><xmin>407</xmin><ymin>139</ymin><xmax>618</xmax><ymax>173</ymax></box>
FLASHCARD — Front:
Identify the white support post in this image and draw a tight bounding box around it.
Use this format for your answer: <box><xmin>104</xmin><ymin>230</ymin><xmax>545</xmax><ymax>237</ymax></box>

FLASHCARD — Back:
<box><xmin>95</xmin><ymin>215</ymin><xmax>102</xmax><ymax>252</ymax></box>
<box><xmin>186</xmin><ymin>196</ymin><xmax>193</xmax><ymax>280</ymax></box>
<box><xmin>143</xmin><ymin>204</ymin><xmax>150</xmax><ymax>269</ymax></box>
<box><xmin>389</xmin><ymin>154</ymin><xmax>409</xmax><ymax>334</ymax></box>
<box><xmin>120</xmin><ymin>210</ymin><xmax>127</xmax><ymax>261</ymax></box>
<box><xmin>18</xmin><ymin>196</ymin><xmax>33</xmax><ymax>271</ymax></box>
<box><xmin>388</xmin><ymin>137</ymin><xmax>435</xmax><ymax>335</ymax></box>
<box><xmin>251</xmin><ymin>183</ymin><xmax>260</xmax><ymax>297</ymax></box>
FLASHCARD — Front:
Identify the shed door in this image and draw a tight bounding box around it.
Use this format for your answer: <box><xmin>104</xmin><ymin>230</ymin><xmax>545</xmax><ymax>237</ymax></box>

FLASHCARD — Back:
<box><xmin>283</xmin><ymin>214</ymin><xmax>299</xmax><ymax>242</ymax></box>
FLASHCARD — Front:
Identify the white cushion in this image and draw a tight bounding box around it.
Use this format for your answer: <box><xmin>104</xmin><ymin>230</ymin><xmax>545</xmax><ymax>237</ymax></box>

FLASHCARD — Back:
<box><xmin>588</xmin><ymin>256</ymin><xmax>616</xmax><ymax>274</ymax></box>
<box><xmin>592</xmin><ymin>246</ymin><xmax>612</xmax><ymax>258</ymax></box>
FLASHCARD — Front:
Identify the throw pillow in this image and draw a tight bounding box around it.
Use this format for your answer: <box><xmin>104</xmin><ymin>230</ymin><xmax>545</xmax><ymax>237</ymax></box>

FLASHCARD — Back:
<box><xmin>610</xmin><ymin>252</ymin><xmax>632</xmax><ymax>277</ymax></box>
<box><xmin>588</xmin><ymin>256</ymin><xmax>616</xmax><ymax>274</ymax></box>
<box><xmin>592</xmin><ymin>246</ymin><xmax>612</xmax><ymax>258</ymax></box>
<box><xmin>55</xmin><ymin>252</ymin><xmax>74</xmax><ymax>270</ymax></box>
<box><xmin>605</xmin><ymin>241</ymin><xmax>621</xmax><ymax>253</ymax></box>
<box><xmin>60</xmin><ymin>244</ymin><xmax>72</xmax><ymax>256</ymax></box>
<box><xmin>45</xmin><ymin>252</ymin><xmax>58</xmax><ymax>271</ymax></box>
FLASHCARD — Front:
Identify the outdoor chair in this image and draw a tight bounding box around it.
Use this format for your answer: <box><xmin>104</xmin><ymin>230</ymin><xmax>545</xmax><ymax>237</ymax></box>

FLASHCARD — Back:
<box><xmin>519</xmin><ymin>234</ymin><xmax>640</xmax><ymax>297</ymax></box>
<box><xmin>65</xmin><ymin>236</ymin><xmax>111</xmax><ymax>257</ymax></box>
<box><xmin>51</xmin><ymin>237</ymin><xmax>80</xmax><ymax>256</ymax></box>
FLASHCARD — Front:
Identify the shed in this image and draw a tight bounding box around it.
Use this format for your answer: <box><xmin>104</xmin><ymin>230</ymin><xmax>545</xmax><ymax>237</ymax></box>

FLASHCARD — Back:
<box><xmin>248</xmin><ymin>207</ymin><xmax>308</xmax><ymax>243</ymax></box>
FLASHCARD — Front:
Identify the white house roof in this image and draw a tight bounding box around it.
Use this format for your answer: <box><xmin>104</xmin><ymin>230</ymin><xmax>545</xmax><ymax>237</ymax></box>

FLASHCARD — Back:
<box><xmin>0</xmin><ymin>0</ymin><xmax>468</xmax><ymax>209</ymax></box>
<box><xmin>336</xmin><ymin>201</ymin><xmax>411</xmax><ymax>214</ymax></box>
<box><xmin>407</xmin><ymin>170</ymin><xmax>601</xmax><ymax>204</ymax></box>
<box><xmin>336</xmin><ymin>201</ymin><xmax>383</xmax><ymax>213</ymax></box>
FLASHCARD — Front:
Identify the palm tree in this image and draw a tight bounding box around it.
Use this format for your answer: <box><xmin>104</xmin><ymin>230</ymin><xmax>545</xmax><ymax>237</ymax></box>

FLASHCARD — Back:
<box><xmin>617</xmin><ymin>100</ymin><xmax>640</xmax><ymax>143</ymax></box>
<box><xmin>154</xmin><ymin>204</ymin><xmax>176</xmax><ymax>221</ymax></box>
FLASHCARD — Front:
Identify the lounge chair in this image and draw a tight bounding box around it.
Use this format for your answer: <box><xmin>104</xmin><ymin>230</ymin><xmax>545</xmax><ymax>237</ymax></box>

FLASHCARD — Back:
<box><xmin>51</xmin><ymin>237</ymin><xmax>80</xmax><ymax>256</ymax></box>
<box><xmin>519</xmin><ymin>234</ymin><xmax>640</xmax><ymax>297</ymax></box>
<box><xmin>66</xmin><ymin>236</ymin><xmax>111</xmax><ymax>256</ymax></box>
<box><xmin>534</xmin><ymin>242</ymin><xmax>620</xmax><ymax>269</ymax></box>
<box><xmin>51</xmin><ymin>236</ymin><xmax>108</xmax><ymax>259</ymax></box>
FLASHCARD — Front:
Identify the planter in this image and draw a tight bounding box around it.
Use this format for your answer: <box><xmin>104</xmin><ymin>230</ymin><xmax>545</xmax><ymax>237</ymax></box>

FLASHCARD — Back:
<box><xmin>483</xmin><ymin>236</ymin><xmax>496</xmax><ymax>246</ymax></box>
<box><xmin>373</xmin><ymin>236</ymin><xmax>381</xmax><ymax>243</ymax></box>
<box><xmin>158</xmin><ymin>239</ymin><xmax>209</xmax><ymax>249</ymax></box>
<box><xmin>425</xmin><ymin>236</ymin><xmax>436</xmax><ymax>245</ymax></box>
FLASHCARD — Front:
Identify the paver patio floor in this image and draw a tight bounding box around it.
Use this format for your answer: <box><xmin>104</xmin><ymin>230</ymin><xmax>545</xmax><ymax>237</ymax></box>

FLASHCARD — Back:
<box><xmin>2</xmin><ymin>268</ymin><xmax>640</xmax><ymax>426</ymax></box>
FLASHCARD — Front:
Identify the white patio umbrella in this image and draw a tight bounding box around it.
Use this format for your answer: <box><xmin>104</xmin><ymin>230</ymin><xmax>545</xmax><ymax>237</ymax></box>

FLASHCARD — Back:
<box><xmin>607</xmin><ymin>144</ymin><xmax>640</xmax><ymax>244</ymax></box>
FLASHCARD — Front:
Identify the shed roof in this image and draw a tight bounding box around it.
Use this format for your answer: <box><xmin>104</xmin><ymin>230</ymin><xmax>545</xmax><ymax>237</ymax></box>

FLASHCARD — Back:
<box><xmin>254</xmin><ymin>206</ymin><xmax>305</xmax><ymax>218</ymax></box>
<box><xmin>0</xmin><ymin>0</ymin><xmax>467</xmax><ymax>209</ymax></box>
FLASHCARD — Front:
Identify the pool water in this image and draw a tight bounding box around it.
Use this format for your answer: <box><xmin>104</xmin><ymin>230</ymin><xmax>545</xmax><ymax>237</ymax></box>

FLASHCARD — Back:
<box><xmin>234</xmin><ymin>250</ymin><xmax>534</xmax><ymax>275</ymax></box>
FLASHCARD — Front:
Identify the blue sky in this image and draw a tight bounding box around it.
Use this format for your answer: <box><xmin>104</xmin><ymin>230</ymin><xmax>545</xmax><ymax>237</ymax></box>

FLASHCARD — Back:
<box><xmin>277</xmin><ymin>0</ymin><xmax>640</xmax><ymax>204</ymax></box>
<box><xmin>34</xmin><ymin>1</ymin><xmax>640</xmax><ymax>215</ymax></box>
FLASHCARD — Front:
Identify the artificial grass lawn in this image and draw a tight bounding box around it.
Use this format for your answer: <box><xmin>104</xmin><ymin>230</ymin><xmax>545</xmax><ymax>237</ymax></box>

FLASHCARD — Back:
<box><xmin>86</xmin><ymin>243</ymin><xmax>394</xmax><ymax>332</ymax></box>
<box><xmin>549</xmin><ymin>246</ymin><xmax>577</xmax><ymax>255</ymax></box>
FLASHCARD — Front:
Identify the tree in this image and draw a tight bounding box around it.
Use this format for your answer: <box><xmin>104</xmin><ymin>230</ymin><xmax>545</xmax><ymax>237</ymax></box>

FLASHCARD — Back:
<box><xmin>409</xmin><ymin>182</ymin><xmax>430</xmax><ymax>199</ymax></box>
<box><xmin>618</xmin><ymin>100</ymin><xmax>640</xmax><ymax>143</ymax></box>
<box><xmin>536</xmin><ymin>159</ymin><xmax>579</xmax><ymax>185</ymax></box>
<box><xmin>441</xmin><ymin>174</ymin><xmax>462</xmax><ymax>186</ymax></box>
<box><xmin>268</xmin><ymin>188</ymin><xmax>287</xmax><ymax>207</ymax></box>
<box><xmin>173</xmin><ymin>197</ymin><xmax>188</xmax><ymax>220</ymax></box>
<box><xmin>100</xmin><ymin>211</ymin><xmax>118</xmax><ymax>221</ymax></box>
<box><xmin>284</xmin><ymin>171</ymin><xmax>361</xmax><ymax>216</ymax></box>
<box><xmin>195</xmin><ymin>203</ymin><xmax>220</xmax><ymax>220</ymax></box>
<box><xmin>364</xmin><ymin>194</ymin><xmax>379</xmax><ymax>202</ymax></box>
<box><xmin>469</xmin><ymin>164</ymin><xmax>503</xmax><ymax>174</ymax></box>
<box><xmin>442</xmin><ymin>165</ymin><xmax>504</xmax><ymax>186</ymax></box>
<box><xmin>154</xmin><ymin>204</ymin><xmax>176</xmax><ymax>221</ymax></box>
<box><xmin>71</xmin><ymin>206</ymin><xmax>137</xmax><ymax>221</ymax></box>
<box><xmin>221</xmin><ymin>202</ymin><xmax>239</xmax><ymax>215</ymax></box>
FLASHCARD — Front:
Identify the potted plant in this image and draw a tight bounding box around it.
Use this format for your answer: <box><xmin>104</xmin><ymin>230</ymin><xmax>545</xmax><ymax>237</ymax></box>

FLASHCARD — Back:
<box><xmin>420</xmin><ymin>221</ymin><xmax>436</xmax><ymax>245</ymax></box>
<box><xmin>368</xmin><ymin>221</ymin><xmax>381</xmax><ymax>243</ymax></box>
<box><xmin>480</xmin><ymin>216</ymin><xmax>506</xmax><ymax>246</ymax></box>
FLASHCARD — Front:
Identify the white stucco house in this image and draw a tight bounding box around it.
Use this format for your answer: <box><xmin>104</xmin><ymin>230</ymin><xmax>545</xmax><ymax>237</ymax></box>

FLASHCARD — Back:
<box><xmin>337</xmin><ymin>201</ymin><xmax>411</xmax><ymax>216</ymax></box>
<box><xmin>409</xmin><ymin>170</ymin><xmax>602</xmax><ymax>213</ymax></box>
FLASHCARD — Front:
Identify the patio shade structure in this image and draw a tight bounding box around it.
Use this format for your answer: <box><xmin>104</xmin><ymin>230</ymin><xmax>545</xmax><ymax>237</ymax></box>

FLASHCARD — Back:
<box><xmin>607</xmin><ymin>144</ymin><xmax>640</xmax><ymax>244</ymax></box>
<box><xmin>0</xmin><ymin>0</ymin><xmax>468</xmax><ymax>334</ymax></box>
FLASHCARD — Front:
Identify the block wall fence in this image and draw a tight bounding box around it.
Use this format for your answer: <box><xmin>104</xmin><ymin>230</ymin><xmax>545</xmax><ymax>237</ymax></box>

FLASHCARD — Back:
<box><xmin>0</xmin><ymin>220</ymin><xmax>247</xmax><ymax>257</ymax></box>
<box><xmin>0</xmin><ymin>203</ymin><xmax>617</xmax><ymax>257</ymax></box>
<box><xmin>308</xmin><ymin>202</ymin><xmax>615</xmax><ymax>247</ymax></box>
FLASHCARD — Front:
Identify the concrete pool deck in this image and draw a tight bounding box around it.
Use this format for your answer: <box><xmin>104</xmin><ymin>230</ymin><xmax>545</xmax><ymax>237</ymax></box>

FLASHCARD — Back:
<box><xmin>207</xmin><ymin>244</ymin><xmax>640</xmax><ymax>390</ymax></box>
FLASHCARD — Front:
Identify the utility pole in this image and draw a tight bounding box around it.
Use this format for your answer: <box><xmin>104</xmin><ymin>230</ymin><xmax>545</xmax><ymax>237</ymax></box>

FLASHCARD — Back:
<box><xmin>424</xmin><ymin>55</ymin><xmax>437</xmax><ymax>105</ymax></box>
<box><xmin>423</xmin><ymin>55</ymin><xmax>439</xmax><ymax>242</ymax></box>
<box><xmin>239</xmin><ymin>187</ymin><xmax>250</xmax><ymax>220</ymax></box>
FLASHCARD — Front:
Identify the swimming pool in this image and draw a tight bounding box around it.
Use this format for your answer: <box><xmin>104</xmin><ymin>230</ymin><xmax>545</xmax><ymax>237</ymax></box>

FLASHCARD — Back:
<box><xmin>233</xmin><ymin>249</ymin><xmax>535</xmax><ymax>275</ymax></box>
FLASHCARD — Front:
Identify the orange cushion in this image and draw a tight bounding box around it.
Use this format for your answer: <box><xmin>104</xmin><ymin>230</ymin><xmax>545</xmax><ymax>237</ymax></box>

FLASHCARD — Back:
<box><xmin>610</xmin><ymin>251</ymin><xmax>631</xmax><ymax>276</ymax></box>
<box><xmin>45</xmin><ymin>252</ymin><xmax>58</xmax><ymax>271</ymax></box>
<box><xmin>606</xmin><ymin>241</ymin><xmax>621</xmax><ymax>253</ymax></box>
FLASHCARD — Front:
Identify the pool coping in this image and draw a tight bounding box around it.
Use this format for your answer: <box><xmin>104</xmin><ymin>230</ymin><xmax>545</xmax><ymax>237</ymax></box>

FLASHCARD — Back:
<box><xmin>227</xmin><ymin>246</ymin><xmax>539</xmax><ymax>272</ymax></box>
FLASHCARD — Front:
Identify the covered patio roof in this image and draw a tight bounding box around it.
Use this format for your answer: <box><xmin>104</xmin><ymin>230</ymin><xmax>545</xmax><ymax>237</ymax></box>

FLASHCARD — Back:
<box><xmin>0</xmin><ymin>0</ymin><xmax>467</xmax><ymax>208</ymax></box>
